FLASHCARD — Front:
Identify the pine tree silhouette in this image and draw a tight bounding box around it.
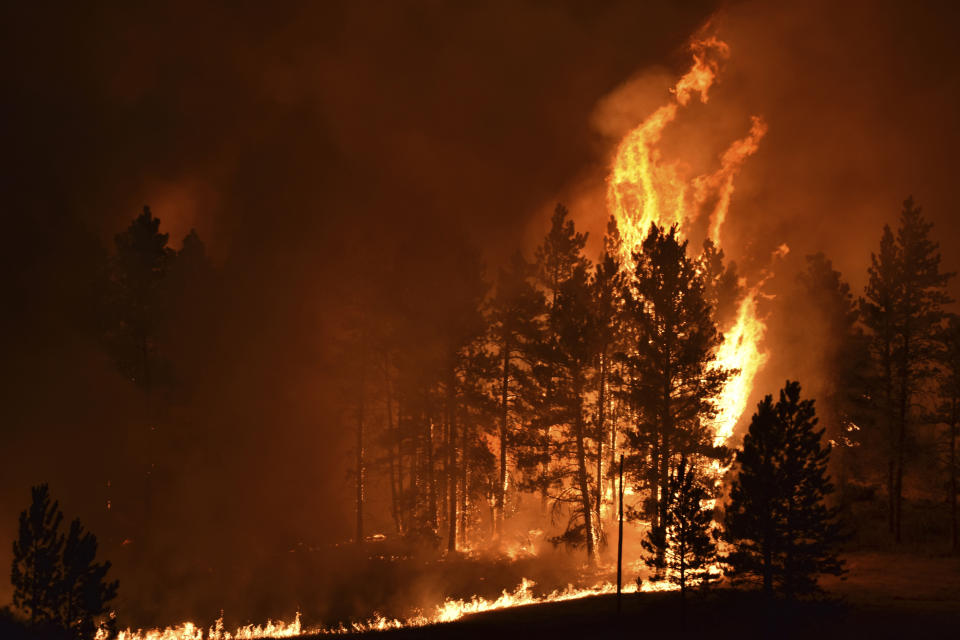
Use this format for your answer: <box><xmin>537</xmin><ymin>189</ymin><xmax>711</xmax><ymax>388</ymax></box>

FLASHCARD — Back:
<box><xmin>11</xmin><ymin>485</ymin><xmax>63</xmax><ymax>626</ymax></box>
<box><xmin>641</xmin><ymin>455</ymin><xmax>717</xmax><ymax>624</ymax></box>
<box><xmin>722</xmin><ymin>381</ymin><xmax>845</xmax><ymax>597</ymax></box>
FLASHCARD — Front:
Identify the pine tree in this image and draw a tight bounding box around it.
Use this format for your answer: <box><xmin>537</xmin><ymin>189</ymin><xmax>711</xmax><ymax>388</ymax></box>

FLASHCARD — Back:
<box><xmin>109</xmin><ymin>205</ymin><xmax>174</xmax><ymax>391</ymax></box>
<box><xmin>590</xmin><ymin>216</ymin><xmax>625</xmax><ymax>526</ymax></box>
<box><xmin>861</xmin><ymin>223</ymin><xmax>900</xmax><ymax>534</ymax></box>
<box><xmin>60</xmin><ymin>519</ymin><xmax>119</xmax><ymax>640</ymax></box>
<box><xmin>722</xmin><ymin>381</ymin><xmax>845</xmax><ymax>597</ymax></box>
<box><xmin>11</xmin><ymin>485</ymin><xmax>63</xmax><ymax>626</ymax></box>
<box><xmin>546</xmin><ymin>263</ymin><xmax>599</xmax><ymax>562</ymax></box>
<box><xmin>862</xmin><ymin>198</ymin><xmax>954</xmax><ymax>542</ymax></box>
<box><xmin>488</xmin><ymin>250</ymin><xmax>545</xmax><ymax>538</ymax></box>
<box><xmin>890</xmin><ymin>198</ymin><xmax>954</xmax><ymax>542</ymax></box>
<box><xmin>11</xmin><ymin>486</ymin><xmax>118</xmax><ymax>639</ymax></box>
<box><xmin>698</xmin><ymin>238</ymin><xmax>743</xmax><ymax>329</ymax></box>
<box><xmin>621</xmin><ymin>224</ymin><xmax>730</xmax><ymax>571</ymax></box>
<box><xmin>527</xmin><ymin>204</ymin><xmax>589</xmax><ymax>508</ymax></box>
<box><xmin>641</xmin><ymin>455</ymin><xmax>717</xmax><ymax>619</ymax></box>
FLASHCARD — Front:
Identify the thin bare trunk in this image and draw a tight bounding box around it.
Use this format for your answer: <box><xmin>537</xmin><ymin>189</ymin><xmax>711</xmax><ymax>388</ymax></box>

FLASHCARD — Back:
<box><xmin>447</xmin><ymin>382</ymin><xmax>458</xmax><ymax>552</ymax></box>
<box><xmin>595</xmin><ymin>351</ymin><xmax>606</xmax><ymax>522</ymax></box>
<box><xmin>574</xmin><ymin>375</ymin><xmax>595</xmax><ymax>563</ymax></box>
<box><xmin>497</xmin><ymin>338</ymin><xmax>510</xmax><ymax>537</ymax></box>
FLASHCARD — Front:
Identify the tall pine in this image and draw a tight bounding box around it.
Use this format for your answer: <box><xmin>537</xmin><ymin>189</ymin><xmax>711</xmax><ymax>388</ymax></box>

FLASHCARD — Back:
<box><xmin>621</xmin><ymin>223</ymin><xmax>729</xmax><ymax>571</ymax></box>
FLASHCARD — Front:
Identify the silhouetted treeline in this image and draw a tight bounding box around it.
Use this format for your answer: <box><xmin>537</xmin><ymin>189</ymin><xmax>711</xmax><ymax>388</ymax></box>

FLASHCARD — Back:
<box><xmin>337</xmin><ymin>204</ymin><xmax>746</xmax><ymax>565</ymax></box>
<box><xmin>339</xmin><ymin>195</ymin><xmax>959</xmax><ymax>564</ymax></box>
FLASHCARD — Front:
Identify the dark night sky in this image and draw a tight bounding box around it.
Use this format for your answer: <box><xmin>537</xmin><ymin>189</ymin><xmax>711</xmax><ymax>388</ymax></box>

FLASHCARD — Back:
<box><xmin>2</xmin><ymin>0</ymin><xmax>960</xmax><ymax>616</ymax></box>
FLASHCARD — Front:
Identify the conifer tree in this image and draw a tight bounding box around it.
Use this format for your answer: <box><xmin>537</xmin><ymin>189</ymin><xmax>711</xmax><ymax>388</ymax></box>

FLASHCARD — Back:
<box><xmin>60</xmin><ymin>519</ymin><xmax>119</xmax><ymax>640</ymax></box>
<box><xmin>621</xmin><ymin>224</ymin><xmax>729</xmax><ymax>570</ymax></box>
<box><xmin>527</xmin><ymin>204</ymin><xmax>589</xmax><ymax>507</ymax></box>
<box><xmin>109</xmin><ymin>205</ymin><xmax>174</xmax><ymax>391</ymax></box>
<box><xmin>546</xmin><ymin>263</ymin><xmax>599</xmax><ymax>561</ymax></box>
<box><xmin>890</xmin><ymin>198</ymin><xmax>953</xmax><ymax>542</ymax></box>
<box><xmin>590</xmin><ymin>216</ymin><xmax>625</xmax><ymax>523</ymax></box>
<box><xmin>641</xmin><ymin>455</ymin><xmax>717</xmax><ymax>618</ymax></box>
<box><xmin>861</xmin><ymin>223</ymin><xmax>900</xmax><ymax>533</ymax></box>
<box><xmin>11</xmin><ymin>485</ymin><xmax>63</xmax><ymax>626</ymax></box>
<box><xmin>862</xmin><ymin>198</ymin><xmax>954</xmax><ymax>541</ymax></box>
<box><xmin>722</xmin><ymin>381</ymin><xmax>845</xmax><ymax>597</ymax></box>
<box><xmin>11</xmin><ymin>486</ymin><xmax>118</xmax><ymax>639</ymax></box>
<box><xmin>488</xmin><ymin>250</ymin><xmax>545</xmax><ymax>537</ymax></box>
<box><xmin>698</xmin><ymin>238</ymin><xmax>743</xmax><ymax>328</ymax></box>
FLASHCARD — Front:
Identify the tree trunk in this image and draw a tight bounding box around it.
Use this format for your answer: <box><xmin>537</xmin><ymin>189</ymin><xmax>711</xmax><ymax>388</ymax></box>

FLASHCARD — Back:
<box><xmin>385</xmin><ymin>365</ymin><xmax>402</xmax><ymax>536</ymax></box>
<box><xmin>497</xmin><ymin>338</ymin><xmax>510</xmax><ymax>538</ymax></box>
<box><xmin>617</xmin><ymin>454</ymin><xmax>624</xmax><ymax>615</ymax></box>
<box><xmin>427</xmin><ymin>418</ymin><xmax>438</xmax><ymax>532</ymax></box>
<box><xmin>573</xmin><ymin>375</ymin><xmax>596</xmax><ymax>563</ymax></box>
<box><xmin>460</xmin><ymin>418</ymin><xmax>468</xmax><ymax>548</ymax></box>
<box><xmin>596</xmin><ymin>350</ymin><xmax>606</xmax><ymax>524</ymax></box>
<box><xmin>895</xmin><ymin>334</ymin><xmax>910</xmax><ymax>544</ymax></box>
<box><xmin>447</xmin><ymin>383</ymin><xmax>458</xmax><ymax>553</ymax></box>
<box><xmin>762</xmin><ymin>534</ymin><xmax>773</xmax><ymax>597</ymax></box>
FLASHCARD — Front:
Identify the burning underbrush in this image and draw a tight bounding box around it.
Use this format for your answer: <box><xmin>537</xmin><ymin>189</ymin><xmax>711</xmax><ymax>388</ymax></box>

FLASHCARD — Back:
<box><xmin>103</xmin><ymin>539</ymin><xmax>678</xmax><ymax>640</ymax></box>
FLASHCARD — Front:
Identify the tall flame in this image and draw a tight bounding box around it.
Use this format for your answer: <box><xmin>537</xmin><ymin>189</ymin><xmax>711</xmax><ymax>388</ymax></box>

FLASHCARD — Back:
<box><xmin>606</xmin><ymin>35</ymin><xmax>769</xmax><ymax>448</ymax></box>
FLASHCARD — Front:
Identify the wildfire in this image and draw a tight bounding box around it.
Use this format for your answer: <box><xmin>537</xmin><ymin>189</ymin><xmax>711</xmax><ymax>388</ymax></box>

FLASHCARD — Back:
<box><xmin>606</xmin><ymin>34</ymin><xmax>769</xmax><ymax>450</ymax></box>
<box><xmin>103</xmin><ymin>33</ymin><xmax>770</xmax><ymax>640</ymax></box>
<box><xmin>103</xmin><ymin>578</ymin><xmax>677</xmax><ymax>640</ymax></box>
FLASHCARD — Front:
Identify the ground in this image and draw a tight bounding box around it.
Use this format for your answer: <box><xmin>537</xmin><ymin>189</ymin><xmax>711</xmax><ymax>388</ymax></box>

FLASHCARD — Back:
<box><xmin>319</xmin><ymin>551</ymin><xmax>960</xmax><ymax>639</ymax></box>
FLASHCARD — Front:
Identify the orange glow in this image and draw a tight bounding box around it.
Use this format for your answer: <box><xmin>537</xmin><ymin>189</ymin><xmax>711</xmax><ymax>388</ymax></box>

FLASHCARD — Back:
<box><xmin>103</xmin><ymin>34</ymin><xmax>773</xmax><ymax>640</ymax></box>
<box><xmin>606</xmin><ymin>35</ymin><xmax>769</xmax><ymax>452</ymax></box>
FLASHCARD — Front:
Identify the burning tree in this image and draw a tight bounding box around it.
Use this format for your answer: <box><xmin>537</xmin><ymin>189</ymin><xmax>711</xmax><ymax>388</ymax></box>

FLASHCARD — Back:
<box><xmin>620</xmin><ymin>224</ymin><xmax>731</xmax><ymax>572</ymax></box>
<box><xmin>722</xmin><ymin>381</ymin><xmax>845</xmax><ymax>598</ymax></box>
<box><xmin>487</xmin><ymin>250</ymin><xmax>546</xmax><ymax>538</ymax></box>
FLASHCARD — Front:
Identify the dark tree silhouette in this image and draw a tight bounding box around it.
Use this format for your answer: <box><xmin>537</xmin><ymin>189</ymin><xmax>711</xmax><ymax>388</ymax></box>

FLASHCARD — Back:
<box><xmin>698</xmin><ymin>238</ymin><xmax>743</xmax><ymax>329</ymax></box>
<box><xmin>641</xmin><ymin>455</ymin><xmax>717</xmax><ymax>621</ymax></box>
<box><xmin>11</xmin><ymin>486</ymin><xmax>118</xmax><ymax>639</ymax></box>
<box><xmin>60</xmin><ymin>519</ymin><xmax>118</xmax><ymax>640</ymax></box>
<box><xmin>527</xmin><ymin>203</ymin><xmax>589</xmax><ymax>508</ymax></box>
<box><xmin>723</xmin><ymin>381</ymin><xmax>845</xmax><ymax>597</ymax></box>
<box><xmin>620</xmin><ymin>223</ymin><xmax>730</xmax><ymax>571</ymax></box>
<box><xmin>545</xmin><ymin>263</ymin><xmax>600</xmax><ymax>562</ymax></box>
<box><xmin>108</xmin><ymin>205</ymin><xmax>174</xmax><ymax>391</ymax></box>
<box><xmin>889</xmin><ymin>198</ymin><xmax>954</xmax><ymax>542</ymax></box>
<box><xmin>488</xmin><ymin>250</ymin><xmax>545</xmax><ymax>538</ymax></box>
<box><xmin>862</xmin><ymin>198</ymin><xmax>954</xmax><ymax>541</ymax></box>
<box><xmin>11</xmin><ymin>485</ymin><xmax>63</xmax><ymax>626</ymax></box>
<box><xmin>590</xmin><ymin>216</ymin><xmax>625</xmax><ymax>524</ymax></box>
<box><xmin>861</xmin><ymin>223</ymin><xmax>900</xmax><ymax>534</ymax></box>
